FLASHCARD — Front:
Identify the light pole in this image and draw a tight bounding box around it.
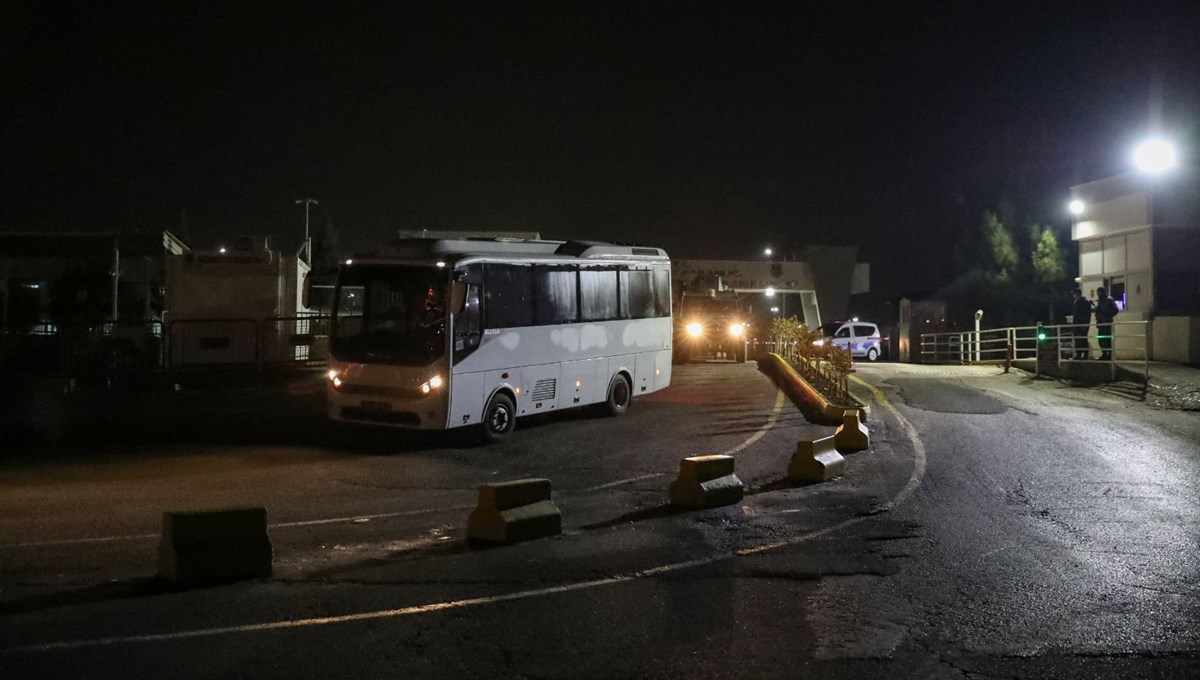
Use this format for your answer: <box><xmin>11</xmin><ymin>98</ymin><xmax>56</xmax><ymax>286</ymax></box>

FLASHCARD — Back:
<box><xmin>295</xmin><ymin>198</ymin><xmax>319</xmax><ymax>264</ymax></box>
<box><xmin>974</xmin><ymin>309</ymin><xmax>983</xmax><ymax>363</ymax></box>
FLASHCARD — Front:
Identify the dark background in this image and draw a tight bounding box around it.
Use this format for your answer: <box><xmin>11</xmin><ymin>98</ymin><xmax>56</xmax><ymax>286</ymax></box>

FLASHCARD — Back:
<box><xmin>3</xmin><ymin>1</ymin><xmax>1198</xmax><ymax>295</ymax></box>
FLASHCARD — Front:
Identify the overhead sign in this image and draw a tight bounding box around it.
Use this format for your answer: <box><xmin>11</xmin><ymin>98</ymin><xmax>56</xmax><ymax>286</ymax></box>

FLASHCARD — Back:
<box><xmin>672</xmin><ymin>259</ymin><xmax>815</xmax><ymax>292</ymax></box>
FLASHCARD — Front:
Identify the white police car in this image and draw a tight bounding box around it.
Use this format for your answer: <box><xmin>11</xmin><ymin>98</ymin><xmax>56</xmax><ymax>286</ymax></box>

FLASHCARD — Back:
<box><xmin>818</xmin><ymin>320</ymin><xmax>883</xmax><ymax>361</ymax></box>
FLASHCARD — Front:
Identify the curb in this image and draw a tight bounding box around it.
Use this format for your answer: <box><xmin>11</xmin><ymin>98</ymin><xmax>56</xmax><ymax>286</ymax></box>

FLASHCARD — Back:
<box><xmin>761</xmin><ymin>353</ymin><xmax>870</xmax><ymax>425</ymax></box>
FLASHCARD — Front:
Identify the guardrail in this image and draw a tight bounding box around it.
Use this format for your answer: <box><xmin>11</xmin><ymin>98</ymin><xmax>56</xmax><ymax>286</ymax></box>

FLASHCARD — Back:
<box><xmin>920</xmin><ymin>320</ymin><xmax>1149</xmax><ymax>384</ymax></box>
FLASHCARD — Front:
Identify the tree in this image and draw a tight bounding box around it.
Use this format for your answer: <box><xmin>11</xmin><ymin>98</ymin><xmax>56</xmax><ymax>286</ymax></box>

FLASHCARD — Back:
<box><xmin>946</xmin><ymin>209</ymin><xmax>1024</xmax><ymax>326</ymax></box>
<box><xmin>1030</xmin><ymin>224</ymin><xmax>1068</xmax><ymax>321</ymax></box>
<box><xmin>984</xmin><ymin>210</ymin><xmax>1019</xmax><ymax>279</ymax></box>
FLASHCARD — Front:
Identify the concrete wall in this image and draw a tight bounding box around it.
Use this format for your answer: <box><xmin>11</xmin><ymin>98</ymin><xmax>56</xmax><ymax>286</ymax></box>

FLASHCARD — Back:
<box><xmin>1072</xmin><ymin>192</ymin><xmax>1150</xmax><ymax>240</ymax></box>
<box><xmin>1152</xmin><ymin>316</ymin><xmax>1200</xmax><ymax>364</ymax></box>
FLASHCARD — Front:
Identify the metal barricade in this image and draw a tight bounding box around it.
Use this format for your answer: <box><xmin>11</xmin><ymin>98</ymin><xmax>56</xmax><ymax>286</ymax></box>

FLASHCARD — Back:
<box><xmin>167</xmin><ymin>318</ymin><xmax>259</xmax><ymax>368</ymax></box>
<box><xmin>260</xmin><ymin>315</ymin><xmax>330</xmax><ymax>367</ymax></box>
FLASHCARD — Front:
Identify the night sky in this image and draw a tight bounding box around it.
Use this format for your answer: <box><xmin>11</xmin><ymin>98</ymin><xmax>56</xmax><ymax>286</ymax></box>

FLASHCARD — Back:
<box><xmin>4</xmin><ymin>1</ymin><xmax>1199</xmax><ymax>294</ymax></box>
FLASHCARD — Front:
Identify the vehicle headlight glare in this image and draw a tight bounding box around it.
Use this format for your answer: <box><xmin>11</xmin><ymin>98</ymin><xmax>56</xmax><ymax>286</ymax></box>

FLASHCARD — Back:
<box><xmin>327</xmin><ymin>369</ymin><xmax>339</xmax><ymax>381</ymax></box>
<box><xmin>419</xmin><ymin>375</ymin><xmax>444</xmax><ymax>395</ymax></box>
<box><xmin>813</xmin><ymin>339</ymin><xmax>825</xmax><ymax>346</ymax></box>
<box><xmin>730</xmin><ymin>323</ymin><xmax>744</xmax><ymax>337</ymax></box>
<box><xmin>686</xmin><ymin>322</ymin><xmax>703</xmax><ymax>337</ymax></box>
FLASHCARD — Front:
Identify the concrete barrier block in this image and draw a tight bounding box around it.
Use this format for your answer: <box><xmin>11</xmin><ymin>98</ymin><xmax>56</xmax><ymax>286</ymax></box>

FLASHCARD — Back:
<box><xmin>843</xmin><ymin>406</ymin><xmax>868</xmax><ymax>423</ymax></box>
<box><xmin>788</xmin><ymin>434</ymin><xmax>845</xmax><ymax>483</ymax></box>
<box><xmin>834</xmin><ymin>410</ymin><xmax>870</xmax><ymax>452</ymax></box>
<box><xmin>668</xmin><ymin>454</ymin><xmax>744</xmax><ymax>509</ymax></box>
<box><xmin>468</xmin><ymin>478</ymin><xmax>562</xmax><ymax>545</ymax></box>
<box><xmin>158</xmin><ymin>507</ymin><xmax>272</xmax><ymax>586</ymax></box>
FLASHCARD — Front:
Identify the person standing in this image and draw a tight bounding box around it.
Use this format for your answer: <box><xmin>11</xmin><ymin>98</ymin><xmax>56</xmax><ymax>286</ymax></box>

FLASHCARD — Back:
<box><xmin>1094</xmin><ymin>286</ymin><xmax>1119</xmax><ymax>361</ymax></box>
<box><xmin>1070</xmin><ymin>288</ymin><xmax>1093</xmax><ymax>359</ymax></box>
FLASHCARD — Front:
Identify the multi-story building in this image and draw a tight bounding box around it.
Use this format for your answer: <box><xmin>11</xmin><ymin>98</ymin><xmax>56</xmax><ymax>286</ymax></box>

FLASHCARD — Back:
<box><xmin>1070</xmin><ymin>173</ymin><xmax>1200</xmax><ymax>363</ymax></box>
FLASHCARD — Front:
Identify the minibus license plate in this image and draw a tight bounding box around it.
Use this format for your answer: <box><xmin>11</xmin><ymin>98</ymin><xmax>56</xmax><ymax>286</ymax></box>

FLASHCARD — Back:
<box><xmin>360</xmin><ymin>400</ymin><xmax>391</xmax><ymax>413</ymax></box>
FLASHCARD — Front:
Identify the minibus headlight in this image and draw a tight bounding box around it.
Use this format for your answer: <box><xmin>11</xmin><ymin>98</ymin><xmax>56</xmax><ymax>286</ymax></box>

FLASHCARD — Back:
<box><xmin>686</xmin><ymin>322</ymin><xmax>703</xmax><ymax>337</ymax></box>
<box><xmin>419</xmin><ymin>375</ymin><xmax>444</xmax><ymax>395</ymax></box>
<box><xmin>729</xmin><ymin>323</ymin><xmax>744</xmax><ymax>337</ymax></box>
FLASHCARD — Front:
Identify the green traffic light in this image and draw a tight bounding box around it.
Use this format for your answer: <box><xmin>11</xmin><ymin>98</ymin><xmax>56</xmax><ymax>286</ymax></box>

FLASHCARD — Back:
<box><xmin>1037</xmin><ymin>331</ymin><xmax>1047</xmax><ymax>341</ymax></box>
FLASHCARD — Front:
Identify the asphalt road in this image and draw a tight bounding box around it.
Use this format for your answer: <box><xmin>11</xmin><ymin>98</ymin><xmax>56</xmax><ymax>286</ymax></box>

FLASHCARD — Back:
<box><xmin>1</xmin><ymin>361</ymin><xmax>1198</xmax><ymax>678</ymax></box>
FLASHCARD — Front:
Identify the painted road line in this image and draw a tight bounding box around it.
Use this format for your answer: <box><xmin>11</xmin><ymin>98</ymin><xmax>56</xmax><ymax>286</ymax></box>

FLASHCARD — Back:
<box><xmin>5</xmin><ymin>390</ymin><xmax>788</xmax><ymax>551</ymax></box>
<box><xmin>722</xmin><ymin>389</ymin><xmax>786</xmax><ymax>456</ymax></box>
<box><xmin>573</xmin><ymin>474</ymin><xmax>668</xmax><ymax>493</ymax></box>
<box><xmin>0</xmin><ymin>507</ymin><xmax>475</xmax><ymax>550</ymax></box>
<box><xmin>1</xmin><ymin>384</ymin><xmax>927</xmax><ymax>656</ymax></box>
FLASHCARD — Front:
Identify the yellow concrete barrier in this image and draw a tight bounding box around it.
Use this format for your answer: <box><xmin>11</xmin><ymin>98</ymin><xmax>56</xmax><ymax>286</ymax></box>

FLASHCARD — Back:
<box><xmin>788</xmin><ymin>434</ymin><xmax>845</xmax><ymax>483</ymax></box>
<box><xmin>832</xmin><ymin>406</ymin><xmax>868</xmax><ymax>424</ymax></box>
<box><xmin>834</xmin><ymin>410</ymin><xmax>870</xmax><ymax>452</ymax></box>
<box><xmin>158</xmin><ymin>507</ymin><xmax>272</xmax><ymax>585</ymax></box>
<box><xmin>668</xmin><ymin>454</ymin><xmax>744</xmax><ymax>509</ymax></box>
<box><xmin>467</xmin><ymin>478</ymin><xmax>562</xmax><ymax>545</ymax></box>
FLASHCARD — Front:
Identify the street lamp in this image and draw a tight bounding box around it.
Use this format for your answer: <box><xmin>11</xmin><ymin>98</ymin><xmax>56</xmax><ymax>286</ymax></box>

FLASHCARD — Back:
<box><xmin>295</xmin><ymin>198</ymin><xmax>319</xmax><ymax>263</ymax></box>
<box><xmin>1068</xmin><ymin>199</ymin><xmax>1085</xmax><ymax>216</ymax></box>
<box><xmin>763</xmin><ymin>247</ymin><xmax>773</xmax><ymax>258</ymax></box>
<box><xmin>1133</xmin><ymin>139</ymin><xmax>1177</xmax><ymax>174</ymax></box>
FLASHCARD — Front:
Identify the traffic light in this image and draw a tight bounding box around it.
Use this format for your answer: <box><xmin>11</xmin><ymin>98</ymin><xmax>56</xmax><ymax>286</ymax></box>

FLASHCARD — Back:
<box><xmin>1036</xmin><ymin>323</ymin><xmax>1047</xmax><ymax>342</ymax></box>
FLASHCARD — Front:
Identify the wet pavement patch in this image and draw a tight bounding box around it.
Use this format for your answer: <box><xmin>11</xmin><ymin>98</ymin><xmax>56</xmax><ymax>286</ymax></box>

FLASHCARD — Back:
<box><xmin>890</xmin><ymin>379</ymin><xmax>1007</xmax><ymax>414</ymax></box>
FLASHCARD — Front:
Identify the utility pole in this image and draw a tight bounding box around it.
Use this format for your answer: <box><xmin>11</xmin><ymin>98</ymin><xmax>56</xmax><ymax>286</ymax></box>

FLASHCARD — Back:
<box><xmin>111</xmin><ymin>234</ymin><xmax>120</xmax><ymax>322</ymax></box>
<box><xmin>294</xmin><ymin>198</ymin><xmax>319</xmax><ymax>264</ymax></box>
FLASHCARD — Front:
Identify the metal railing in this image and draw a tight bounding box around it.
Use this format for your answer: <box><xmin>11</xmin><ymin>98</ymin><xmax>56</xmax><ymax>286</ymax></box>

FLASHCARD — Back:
<box><xmin>920</xmin><ymin>320</ymin><xmax>1150</xmax><ymax>383</ymax></box>
<box><xmin>259</xmin><ymin>315</ymin><xmax>331</xmax><ymax>367</ymax></box>
<box><xmin>1</xmin><ymin>319</ymin><xmax>166</xmax><ymax>374</ymax></box>
<box><xmin>166</xmin><ymin>315</ymin><xmax>332</xmax><ymax>369</ymax></box>
<box><xmin>748</xmin><ymin>339</ymin><xmax>851</xmax><ymax>405</ymax></box>
<box><xmin>2</xmin><ymin>316</ymin><xmax>333</xmax><ymax>374</ymax></box>
<box><xmin>166</xmin><ymin>318</ymin><xmax>259</xmax><ymax>367</ymax></box>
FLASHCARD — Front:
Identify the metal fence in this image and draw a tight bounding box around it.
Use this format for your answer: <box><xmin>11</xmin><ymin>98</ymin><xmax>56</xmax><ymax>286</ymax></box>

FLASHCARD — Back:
<box><xmin>167</xmin><ymin>319</ymin><xmax>260</xmax><ymax>367</ymax></box>
<box><xmin>748</xmin><ymin>339</ymin><xmax>851</xmax><ymax>404</ymax></box>
<box><xmin>1</xmin><ymin>319</ymin><xmax>166</xmax><ymax>374</ymax></box>
<box><xmin>1</xmin><ymin>316</ymin><xmax>332</xmax><ymax>374</ymax></box>
<box><xmin>259</xmin><ymin>316</ymin><xmax>331</xmax><ymax>367</ymax></box>
<box><xmin>167</xmin><ymin>316</ymin><xmax>331</xmax><ymax>369</ymax></box>
<box><xmin>920</xmin><ymin>320</ymin><xmax>1150</xmax><ymax>383</ymax></box>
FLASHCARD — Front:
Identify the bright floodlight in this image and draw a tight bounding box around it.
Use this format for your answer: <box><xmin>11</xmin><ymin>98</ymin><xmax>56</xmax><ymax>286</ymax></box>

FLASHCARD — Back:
<box><xmin>763</xmin><ymin>247</ymin><xmax>773</xmax><ymax>257</ymax></box>
<box><xmin>765</xmin><ymin>287</ymin><xmax>776</xmax><ymax>297</ymax></box>
<box><xmin>1068</xmin><ymin>199</ymin><xmax>1085</xmax><ymax>216</ymax></box>
<box><xmin>1133</xmin><ymin>139</ymin><xmax>1177</xmax><ymax>174</ymax></box>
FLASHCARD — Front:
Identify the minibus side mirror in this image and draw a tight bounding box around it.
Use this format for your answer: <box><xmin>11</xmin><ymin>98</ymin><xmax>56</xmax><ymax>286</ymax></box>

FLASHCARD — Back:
<box><xmin>450</xmin><ymin>280</ymin><xmax>468</xmax><ymax>314</ymax></box>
